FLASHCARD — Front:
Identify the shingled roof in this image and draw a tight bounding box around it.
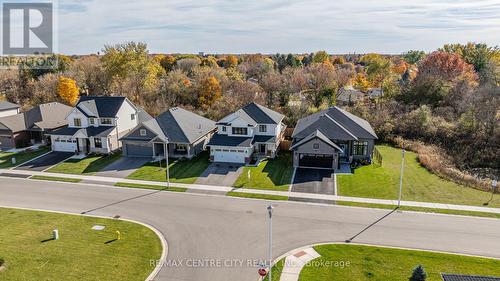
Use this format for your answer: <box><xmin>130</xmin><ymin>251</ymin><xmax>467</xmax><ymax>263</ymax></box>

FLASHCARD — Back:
<box><xmin>76</xmin><ymin>96</ymin><xmax>129</xmax><ymax>118</ymax></box>
<box><xmin>0</xmin><ymin>101</ymin><xmax>20</xmax><ymax>111</ymax></box>
<box><xmin>0</xmin><ymin>102</ymin><xmax>71</xmax><ymax>133</ymax></box>
<box><xmin>292</xmin><ymin>106</ymin><xmax>377</xmax><ymax>141</ymax></box>
<box><xmin>218</xmin><ymin>102</ymin><xmax>284</xmax><ymax>126</ymax></box>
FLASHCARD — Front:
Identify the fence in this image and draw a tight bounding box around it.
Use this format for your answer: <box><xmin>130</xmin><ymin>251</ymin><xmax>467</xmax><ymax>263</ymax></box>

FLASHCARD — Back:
<box><xmin>373</xmin><ymin>146</ymin><xmax>383</xmax><ymax>166</ymax></box>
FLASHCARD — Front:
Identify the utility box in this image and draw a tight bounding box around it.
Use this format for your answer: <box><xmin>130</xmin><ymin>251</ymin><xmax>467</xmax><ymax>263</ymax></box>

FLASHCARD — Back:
<box><xmin>53</xmin><ymin>229</ymin><xmax>59</xmax><ymax>240</ymax></box>
<box><xmin>11</xmin><ymin>157</ymin><xmax>16</xmax><ymax>165</ymax></box>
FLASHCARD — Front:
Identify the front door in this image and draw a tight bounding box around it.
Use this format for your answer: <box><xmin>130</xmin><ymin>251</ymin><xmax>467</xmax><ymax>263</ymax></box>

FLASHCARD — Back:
<box><xmin>259</xmin><ymin>144</ymin><xmax>266</xmax><ymax>154</ymax></box>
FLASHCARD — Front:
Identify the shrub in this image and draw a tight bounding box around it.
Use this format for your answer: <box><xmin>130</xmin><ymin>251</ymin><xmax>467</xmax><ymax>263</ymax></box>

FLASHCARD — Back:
<box><xmin>0</xmin><ymin>257</ymin><xmax>4</xmax><ymax>266</ymax></box>
<box><xmin>409</xmin><ymin>265</ymin><xmax>427</xmax><ymax>281</ymax></box>
<box><xmin>392</xmin><ymin>137</ymin><xmax>493</xmax><ymax>192</ymax></box>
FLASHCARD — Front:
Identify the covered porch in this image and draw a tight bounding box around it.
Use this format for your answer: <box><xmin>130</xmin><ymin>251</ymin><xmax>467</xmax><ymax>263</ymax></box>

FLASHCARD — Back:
<box><xmin>152</xmin><ymin>142</ymin><xmax>195</xmax><ymax>159</ymax></box>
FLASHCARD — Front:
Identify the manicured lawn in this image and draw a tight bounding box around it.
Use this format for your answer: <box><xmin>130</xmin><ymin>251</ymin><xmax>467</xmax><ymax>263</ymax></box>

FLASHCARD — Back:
<box><xmin>227</xmin><ymin>191</ymin><xmax>289</xmax><ymax>201</ymax></box>
<box><xmin>0</xmin><ymin>207</ymin><xmax>162</xmax><ymax>281</ymax></box>
<box><xmin>337</xmin><ymin>201</ymin><xmax>500</xmax><ymax>219</ymax></box>
<box><xmin>338</xmin><ymin>145</ymin><xmax>500</xmax><ymax>208</ymax></box>
<box><xmin>114</xmin><ymin>182</ymin><xmax>187</xmax><ymax>192</ymax></box>
<box><xmin>0</xmin><ymin>147</ymin><xmax>50</xmax><ymax>168</ymax></box>
<box><xmin>47</xmin><ymin>153</ymin><xmax>121</xmax><ymax>175</ymax></box>
<box><xmin>233</xmin><ymin>152</ymin><xmax>294</xmax><ymax>191</ymax></box>
<box><xmin>294</xmin><ymin>244</ymin><xmax>500</xmax><ymax>281</ymax></box>
<box><xmin>31</xmin><ymin>175</ymin><xmax>82</xmax><ymax>183</ymax></box>
<box><xmin>127</xmin><ymin>152</ymin><xmax>210</xmax><ymax>184</ymax></box>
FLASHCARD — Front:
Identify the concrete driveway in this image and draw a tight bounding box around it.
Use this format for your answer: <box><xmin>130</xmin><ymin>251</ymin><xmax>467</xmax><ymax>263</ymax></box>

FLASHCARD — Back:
<box><xmin>95</xmin><ymin>157</ymin><xmax>150</xmax><ymax>178</ymax></box>
<box><xmin>291</xmin><ymin>168</ymin><xmax>335</xmax><ymax>195</ymax></box>
<box><xmin>14</xmin><ymin>151</ymin><xmax>73</xmax><ymax>171</ymax></box>
<box><xmin>195</xmin><ymin>162</ymin><xmax>244</xmax><ymax>186</ymax></box>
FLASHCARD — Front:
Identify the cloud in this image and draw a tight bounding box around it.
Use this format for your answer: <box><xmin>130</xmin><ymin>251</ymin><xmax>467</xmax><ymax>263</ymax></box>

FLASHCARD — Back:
<box><xmin>56</xmin><ymin>0</ymin><xmax>500</xmax><ymax>54</ymax></box>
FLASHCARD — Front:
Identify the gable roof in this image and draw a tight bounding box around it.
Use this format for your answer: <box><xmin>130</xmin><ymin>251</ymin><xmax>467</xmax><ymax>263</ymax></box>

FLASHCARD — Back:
<box><xmin>291</xmin><ymin>129</ymin><xmax>343</xmax><ymax>152</ymax></box>
<box><xmin>218</xmin><ymin>102</ymin><xmax>284</xmax><ymax>126</ymax></box>
<box><xmin>0</xmin><ymin>101</ymin><xmax>20</xmax><ymax>111</ymax></box>
<box><xmin>122</xmin><ymin>107</ymin><xmax>216</xmax><ymax>144</ymax></box>
<box><xmin>76</xmin><ymin>96</ymin><xmax>129</xmax><ymax>118</ymax></box>
<box><xmin>293</xmin><ymin>106</ymin><xmax>377</xmax><ymax>141</ymax></box>
<box><xmin>0</xmin><ymin>102</ymin><xmax>71</xmax><ymax>133</ymax></box>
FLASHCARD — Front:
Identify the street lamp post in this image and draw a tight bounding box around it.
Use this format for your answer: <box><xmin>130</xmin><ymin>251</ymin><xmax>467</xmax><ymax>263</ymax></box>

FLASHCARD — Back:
<box><xmin>267</xmin><ymin>205</ymin><xmax>274</xmax><ymax>281</ymax></box>
<box><xmin>164</xmin><ymin>140</ymin><xmax>170</xmax><ymax>189</ymax></box>
<box><xmin>398</xmin><ymin>147</ymin><xmax>405</xmax><ymax>208</ymax></box>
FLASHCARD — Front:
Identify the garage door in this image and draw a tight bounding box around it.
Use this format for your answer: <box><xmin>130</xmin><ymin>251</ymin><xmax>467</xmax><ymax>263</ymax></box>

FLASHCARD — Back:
<box><xmin>53</xmin><ymin>140</ymin><xmax>77</xmax><ymax>152</ymax></box>
<box><xmin>125</xmin><ymin>143</ymin><xmax>153</xmax><ymax>157</ymax></box>
<box><xmin>0</xmin><ymin>136</ymin><xmax>13</xmax><ymax>150</ymax></box>
<box><xmin>299</xmin><ymin>154</ymin><xmax>334</xmax><ymax>169</ymax></box>
<box><xmin>213</xmin><ymin>150</ymin><xmax>246</xmax><ymax>163</ymax></box>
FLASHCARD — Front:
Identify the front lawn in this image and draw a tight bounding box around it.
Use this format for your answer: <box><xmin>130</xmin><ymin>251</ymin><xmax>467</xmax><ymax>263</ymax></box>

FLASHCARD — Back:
<box><xmin>296</xmin><ymin>244</ymin><xmax>500</xmax><ymax>281</ymax></box>
<box><xmin>233</xmin><ymin>152</ymin><xmax>294</xmax><ymax>191</ymax></box>
<box><xmin>127</xmin><ymin>152</ymin><xmax>210</xmax><ymax>184</ymax></box>
<box><xmin>47</xmin><ymin>153</ymin><xmax>121</xmax><ymax>175</ymax></box>
<box><xmin>338</xmin><ymin>145</ymin><xmax>500</xmax><ymax>208</ymax></box>
<box><xmin>0</xmin><ymin>207</ymin><xmax>162</xmax><ymax>281</ymax></box>
<box><xmin>0</xmin><ymin>147</ymin><xmax>50</xmax><ymax>169</ymax></box>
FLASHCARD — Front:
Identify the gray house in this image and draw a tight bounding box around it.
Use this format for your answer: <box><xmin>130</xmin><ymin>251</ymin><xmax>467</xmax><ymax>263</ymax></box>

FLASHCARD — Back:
<box><xmin>0</xmin><ymin>102</ymin><xmax>72</xmax><ymax>150</ymax></box>
<box><xmin>120</xmin><ymin>107</ymin><xmax>216</xmax><ymax>159</ymax></box>
<box><xmin>291</xmin><ymin>106</ymin><xmax>377</xmax><ymax>170</ymax></box>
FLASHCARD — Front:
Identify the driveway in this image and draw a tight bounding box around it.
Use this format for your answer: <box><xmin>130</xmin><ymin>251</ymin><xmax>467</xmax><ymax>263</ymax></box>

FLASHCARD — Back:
<box><xmin>94</xmin><ymin>157</ymin><xmax>150</xmax><ymax>178</ymax></box>
<box><xmin>195</xmin><ymin>162</ymin><xmax>244</xmax><ymax>186</ymax></box>
<box><xmin>291</xmin><ymin>168</ymin><xmax>335</xmax><ymax>195</ymax></box>
<box><xmin>14</xmin><ymin>151</ymin><xmax>73</xmax><ymax>171</ymax></box>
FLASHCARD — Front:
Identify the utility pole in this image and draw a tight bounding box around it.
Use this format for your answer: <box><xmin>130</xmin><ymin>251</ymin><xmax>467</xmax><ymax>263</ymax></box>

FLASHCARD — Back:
<box><xmin>267</xmin><ymin>205</ymin><xmax>274</xmax><ymax>281</ymax></box>
<box><xmin>398</xmin><ymin>147</ymin><xmax>405</xmax><ymax>208</ymax></box>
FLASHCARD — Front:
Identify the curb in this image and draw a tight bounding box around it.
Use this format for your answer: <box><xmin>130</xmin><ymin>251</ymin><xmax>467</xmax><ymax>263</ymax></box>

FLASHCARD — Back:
<box><xmin>0</xmin><ymin>204</ymin><xmax>168</xmax><ymax>281</ymax></box>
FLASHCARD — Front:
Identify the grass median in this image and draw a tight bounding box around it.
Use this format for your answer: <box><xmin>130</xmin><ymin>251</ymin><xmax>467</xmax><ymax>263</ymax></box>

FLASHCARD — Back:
<box><xmin>0</xmin><ymin>207</ymin><xmax>162</xmax><ymax>281</ymax></box>
<box><xmin>31</xmin><ymin>175</ymin><xmax>82</xmax><ymax>183</ymax></box>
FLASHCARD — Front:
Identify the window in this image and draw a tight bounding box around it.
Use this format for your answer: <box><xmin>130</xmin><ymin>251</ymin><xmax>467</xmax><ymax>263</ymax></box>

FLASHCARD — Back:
<box><xmin>232</xmin><ymin>127</ymin><xmax>248</xmax><ymax>135</ymax></box>
<box><xmin>94</xmin><ymin>138</ymin><xmax>102</xmax><ymax>148</ymax></box>
<box><xmin>139</xmin><ymin>129</ymin><xmax>147</xmax><ymax>136</ymax></box>
<box><xmin>89</xmin><ymin>118</ymin><xmax>94</xmax><ymax>125</ymax></box>
<box><xmin>175</xmin><ymin>144</ymin><xmax>187</xmax><ymax>151</ymax></box>
<box><xmin>222</xmin><ymin>126</ymin><xmax>227</xmax><ymax>132</ymax></box>
<box><xmin>259</xmin><ymin>125</ymin><xmax>267</xmax><ymax>133</ymax></box>
<box><xmin>131</xmin><ymin>114</ymin><xmax>135</xmax><ymax>121</ymax></box>
<box><xmin>100</xmin><ymin>118</ymin><xmax>113</xmax><ymax>125</ymax></box>
<box><xmin>313</xmin><ymin>143</ymin><xmax>320</xmax><ymax>150</ymax></box>
<box><xmin>352</xmin><ymin>141</ymin><xmax>368</xmax><ymax>156</ymax></box>
<box><xmin>73</xmin><ymin>118</ymin><xmax>81</xmax><ymax>127</ymax></box>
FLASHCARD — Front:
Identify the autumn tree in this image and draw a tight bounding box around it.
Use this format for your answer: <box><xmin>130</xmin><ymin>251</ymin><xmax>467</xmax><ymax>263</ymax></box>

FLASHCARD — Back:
<box><xmin>198</xmin><ymin>76</ymin><xmax>222</xmax><ymax>109</ymax></box>
<box><xmin>332</xmin><ymin>56</ymin><xmax>345</xmax><ymax>65</ymax></box>
<box><xmin>312</xmin><ymin>51</ymin><xmax>330</xmax><ymax>64</ymax></box>
<box><xmin>57</xmin><ymin>76</ymin><xmax>80</xmax><ymax>106</ymax></box>
<box><xmin>403</xmin><ymin>50</ymin><xmax>425</xmax><ymax>65</ymax></box>
<box><xmin>352</xmin><ymin>73</ymin><xmax>370</xmax><ymax>92</ymax></box>
<box><xmin>360</xmin><ymin>53</ymin><xmax>391</xmax><ymax>87</ymax></box>
<box><xmin>159</xmin><ymin>55</ymin><xmax>176</xmax><ymax>72</ymax></box>
<box><xmin>225</xmin><ymin>55</ymin><xmax>239</xmax><ymax>68</ymax></box>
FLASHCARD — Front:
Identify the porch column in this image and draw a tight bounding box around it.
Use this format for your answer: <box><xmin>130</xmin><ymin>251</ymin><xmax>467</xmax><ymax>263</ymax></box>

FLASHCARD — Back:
<box><xmin>187</xmin><ymin>145</ymin><xmax>191</xmax><ymax>157</ymax></box>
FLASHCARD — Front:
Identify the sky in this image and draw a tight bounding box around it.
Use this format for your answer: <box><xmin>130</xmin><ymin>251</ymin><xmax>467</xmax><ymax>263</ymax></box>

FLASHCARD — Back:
<box><xmin>55</xmin><ymin>0</ymin><xmax>500</xmax><ymax>55</ymax></box>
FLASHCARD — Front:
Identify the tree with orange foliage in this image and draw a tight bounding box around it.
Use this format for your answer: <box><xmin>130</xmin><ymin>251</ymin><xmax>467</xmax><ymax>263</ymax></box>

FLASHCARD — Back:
<box><xmin>417</xmin><ymin>51</ymin><xmax>478</xmax><ymax>86</ymax></box>
<box><xmin>57</xmin><ymin>76</ymin><xmax>79</xmax><ymax>106</ymax></box>
<box><xmin>198</xmin><ymin>76</ymin><xmax>222</xmax><ymax>109</ymax></box>
<box><xmin>392</xmin><ymin>59</ymin><xmax>408</xmax><ymax>75</ymax></box>
<box><xmin>352</xmin><ymin>73</ymin><xmax>370</xmax><ymax>92</ymax></box>
<box><xmin>225</xmin><ymin>55</ymin><xmax>238</xmax><ymax>68</ymax></box>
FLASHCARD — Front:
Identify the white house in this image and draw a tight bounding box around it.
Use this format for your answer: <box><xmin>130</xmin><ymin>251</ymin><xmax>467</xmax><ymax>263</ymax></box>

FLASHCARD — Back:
<box><xmin>208</xmin><ymin>102</ymin><xmax>285</xmax><ymax>164</ymax></box>
<box><xmin>48</xmin><ymin>96</ymin><xmax>145</xmax><ymax>154</ymax></box>
<box><xmin>0</xmin><ymin>101</ymin><xmax>20</xmax><ymax>118</ymax></box>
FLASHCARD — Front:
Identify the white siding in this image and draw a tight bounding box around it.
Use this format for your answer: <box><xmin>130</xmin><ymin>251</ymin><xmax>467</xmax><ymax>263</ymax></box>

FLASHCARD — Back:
<box><xmin>66</xmin><ymin>109</ymin><xmax>89</xmax><ymax>128</ymax></box>
<box><xmin>115</xmin><ymin>100</ymin><xmax>138</xmax><ymax>133</ymax></box>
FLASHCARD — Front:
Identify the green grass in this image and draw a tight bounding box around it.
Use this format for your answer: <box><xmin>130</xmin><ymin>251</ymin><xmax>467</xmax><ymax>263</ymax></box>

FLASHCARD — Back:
<box><xmin>337</xmin><ymin>201</ymin><xmax>500</xmax><ymax>219</ymax></box>
<box><xmin>0</xmin><ymin>207</ymin><xmax>162</xmax><ymax>281</ymax></box>
<box><xmin>296</xmin><ymin>244</ymin><xmax>500</xmax><ymax>281</ymax></box>
<box><xmin>31</xmin><ymin>175</ymin><xmax>82</xmax><ymax>183</ymax></box>
<box><xmin>114</xmin><ymin>182</ymin><xmax>187</xmax><ymax>192</ymax></box>
<box><xmin>127</xmin><ymin>152</ymin><xmax>210</xmax><ymax>184</ymax></box>
<box><xmin>227</xmin><ymin>191</ymin><xmax>289</xmax><ymax>201</ymax></box>
<box><xmin>0</xmin><ymin>147</ymin><xmax>50</xmax><ymax>168</ymax></box>
<box><xmin>338</xmin><ymin>145</ymin><xmax>500</xmax><ymax>208</ymax></box>
<box><xmin>263</xmin><ymin>258</ymin><xmax>285</xmax><ymax>281</ymax></box>
<box><xmin>233</xmin><ymin>152</ymin><xmax>294</xmax><ymax>191</ymax></box>
<box><xmin>47</xmin><ymin>153</ymin><xmax>121</xmax><ymax>175</ymax></box>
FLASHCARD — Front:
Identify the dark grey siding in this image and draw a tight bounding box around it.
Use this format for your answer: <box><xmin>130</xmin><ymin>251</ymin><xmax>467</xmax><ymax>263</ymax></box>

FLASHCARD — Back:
<box><xmin>293</xmin><ymin>137</ymin><xmax>339</xmax><ymax>169</ymax></box>
<box><xmin>122</xmin><ymin>125</ymin><xmax>157</xmax><ymax>141</ymax></box>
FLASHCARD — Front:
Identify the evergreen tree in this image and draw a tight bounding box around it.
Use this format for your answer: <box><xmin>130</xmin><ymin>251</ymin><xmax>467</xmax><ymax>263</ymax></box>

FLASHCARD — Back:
<box><xmin>409</xmin><ymin>265</ymin><xmax>427</xmax><ymax>281</ymax></box>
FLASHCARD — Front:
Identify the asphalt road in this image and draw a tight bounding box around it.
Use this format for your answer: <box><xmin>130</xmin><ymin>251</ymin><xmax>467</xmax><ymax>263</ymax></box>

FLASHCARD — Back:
<box><xmin>1</xmin><ymin>177</ymin><xmax>499</xmax><ymax>281</ymax></box>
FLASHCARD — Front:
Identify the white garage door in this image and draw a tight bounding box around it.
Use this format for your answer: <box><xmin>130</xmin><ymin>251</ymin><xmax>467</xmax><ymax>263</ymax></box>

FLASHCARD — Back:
<box><xmin>53</xmin><ymin>140</ymin><xmax>77</xmax><ymax>152</ymax></box>
<box><xmin>213</xmin><ymin>150</ymin><xmax>246</xmax><ymax>163</ymax></box>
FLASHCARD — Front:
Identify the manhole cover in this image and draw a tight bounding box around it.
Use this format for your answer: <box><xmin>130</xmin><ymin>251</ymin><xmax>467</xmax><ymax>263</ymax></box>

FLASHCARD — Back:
<box><xmin>113</xmin><ymin>215</ymin><xmax>121</xmax><ymax>219</ymax></box>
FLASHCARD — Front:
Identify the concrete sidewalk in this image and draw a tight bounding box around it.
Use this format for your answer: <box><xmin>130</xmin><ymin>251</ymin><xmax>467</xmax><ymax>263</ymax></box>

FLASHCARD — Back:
<box><xmin>1</xmin><ymin>168</ymin><xmax>499</xmax><ymax>215</ymax></box>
